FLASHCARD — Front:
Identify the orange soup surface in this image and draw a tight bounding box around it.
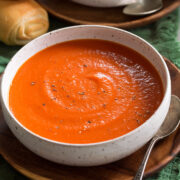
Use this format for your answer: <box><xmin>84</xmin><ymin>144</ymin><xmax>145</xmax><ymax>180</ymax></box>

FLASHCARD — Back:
<box><xmin>9</xmin><ymin>39</ymin><xmax>163</xmax><ymax>144</ymax></box>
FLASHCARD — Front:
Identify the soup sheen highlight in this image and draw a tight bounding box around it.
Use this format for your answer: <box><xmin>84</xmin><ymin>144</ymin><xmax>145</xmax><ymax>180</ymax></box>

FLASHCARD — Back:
<box><xmin>9</xmin><ymin>39</ymin><xmax>163</xmax><ymax>143</ymax></box>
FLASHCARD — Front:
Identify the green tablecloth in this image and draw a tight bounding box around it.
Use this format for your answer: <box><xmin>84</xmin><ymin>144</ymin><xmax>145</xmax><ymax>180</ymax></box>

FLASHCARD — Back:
<box><xmin>0</xmin><ymin>9</ymin><xmax>180</xmax><ymax>180</ymax></box>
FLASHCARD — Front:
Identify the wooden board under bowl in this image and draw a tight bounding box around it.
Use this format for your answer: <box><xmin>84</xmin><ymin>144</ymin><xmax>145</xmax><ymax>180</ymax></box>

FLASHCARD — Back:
<box><xmin>0</xmin><ymin>57</ymin><xmax>179</xmax><ymax>179</ymax></box>
<box><xmin>36</xmin><ymin>0</ymin><xmax>180</xmax><ymax>29</ymax></box>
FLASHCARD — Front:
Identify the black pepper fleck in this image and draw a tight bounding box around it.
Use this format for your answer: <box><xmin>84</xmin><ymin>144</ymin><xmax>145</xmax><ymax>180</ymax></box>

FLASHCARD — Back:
<box><xmin>146</xmin><ymin>110</ymin><xmax>150</xmax><ymax>114</ymax></box>
<box><xmin>78</xmin><ymin>92</ymin><xmax>85</xmax><ymax>95</ymax></box>
<box><xmin>132</xmin><ymin>95</ymin><xmax>136</xmax><ymax>100</ymax></box>
<box><xmin>137</xmin><ymin>119</ymin><xmax>141</xmax><ymax>124</ymax></box>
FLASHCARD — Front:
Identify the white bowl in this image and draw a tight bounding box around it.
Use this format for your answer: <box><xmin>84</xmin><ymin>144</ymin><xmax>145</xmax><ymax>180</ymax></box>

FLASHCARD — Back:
<box><xmin>0</xmin><ymin>25</ymin><xmax>171</xmax><ymax>166</ymax></box>
<box><xmin>71</xmin><ymin>0</ymin><xmax>137</xmax><ymax>7</ymax></box>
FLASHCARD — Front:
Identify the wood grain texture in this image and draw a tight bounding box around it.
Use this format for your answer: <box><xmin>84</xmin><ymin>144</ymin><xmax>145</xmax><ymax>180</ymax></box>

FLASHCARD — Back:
<box><xmin>36</xmin><ymin>0</ymin><xmax>180</xmax><ymax>29</ymax></box>
<box><xmin>0</xmin><ymin>57</ymin><xmax>179</xmax><ymax>180</ymax></box>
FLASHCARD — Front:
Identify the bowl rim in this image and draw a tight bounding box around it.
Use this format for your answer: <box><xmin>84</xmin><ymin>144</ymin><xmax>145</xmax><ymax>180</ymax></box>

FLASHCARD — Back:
<box><xmin>1</xmin><ymin>25</ymin><xmax>171</xmax><ymax>147</ymax></box>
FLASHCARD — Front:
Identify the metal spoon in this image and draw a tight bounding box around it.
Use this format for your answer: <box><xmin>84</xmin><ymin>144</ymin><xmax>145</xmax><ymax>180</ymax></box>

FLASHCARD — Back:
<box><xmin>134</xmin><ymin>95</ymin><xmax>180</xmax><ymax>180</ymax></box>
<box><xmin>123</xmin><ymin>0</ymin><xmax>163</xmax><ymax>16</ymax></box>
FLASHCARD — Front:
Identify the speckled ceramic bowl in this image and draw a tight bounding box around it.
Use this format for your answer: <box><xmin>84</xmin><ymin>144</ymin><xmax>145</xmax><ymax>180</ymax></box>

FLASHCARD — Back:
<box><xmin>0</xmin><ymin>25</ymin><xmax>171</xmax><ymax>166</ymax></box>
<box><xmin>71</xmin><ymin>0</ymin><xmax>136</xmax><ymax>7</ymax></box>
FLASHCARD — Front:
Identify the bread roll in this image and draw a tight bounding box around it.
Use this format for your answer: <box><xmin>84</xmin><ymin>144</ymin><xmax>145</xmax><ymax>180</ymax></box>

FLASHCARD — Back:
<box><xmin>0</xmin><ymin>0</ymin><xmax>49</xmax><ymax>45</ymax></box>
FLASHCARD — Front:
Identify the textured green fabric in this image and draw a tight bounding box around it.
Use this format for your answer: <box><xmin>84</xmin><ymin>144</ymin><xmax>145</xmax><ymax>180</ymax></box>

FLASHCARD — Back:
<box><xmin>131</xmin><ymin>9</ymin><xmax>180</xmax><ymax>69</ymax></box>
<box><xmin>0</xmin><ymin>9</ymin><xmax>180</xmax><ymax>180</ymax></box>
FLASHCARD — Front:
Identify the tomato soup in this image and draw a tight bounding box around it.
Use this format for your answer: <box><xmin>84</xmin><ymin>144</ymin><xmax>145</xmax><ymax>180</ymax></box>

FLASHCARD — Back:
<box><xmin>9</xmin><ymin>39</ymin><xmax>163</xmax><ymax>144</ymax></box>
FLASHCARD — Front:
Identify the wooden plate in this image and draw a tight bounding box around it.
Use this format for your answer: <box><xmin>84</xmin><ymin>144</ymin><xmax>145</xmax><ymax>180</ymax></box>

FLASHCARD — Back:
<box><xmin>36</xmin><ymin>0</ymin><xmax>180</xmax><ymax>29</ymax></box>
<box><xmin>0</xmin><ymin>57</ymin><xmax>179</xmax><ymax>180</ymax></box>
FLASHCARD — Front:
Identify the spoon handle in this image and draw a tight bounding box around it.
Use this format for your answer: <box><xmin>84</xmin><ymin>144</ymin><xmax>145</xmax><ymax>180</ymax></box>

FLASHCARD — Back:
<box><xmin>133</xmin><ymin>136</ymin><xmax>159</xmax><ymax>180</ymax></box>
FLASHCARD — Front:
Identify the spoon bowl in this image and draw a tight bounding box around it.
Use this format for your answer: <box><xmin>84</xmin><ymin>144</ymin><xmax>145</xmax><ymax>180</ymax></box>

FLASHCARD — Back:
<box><xmin>134</xmin><ymin>95</ymin><xmax>180</xmax><ymax>180</ymax></box>
<box><xmin>123</xmin><ymin>0</ymin><xmax>163</xmax><ymax>16</ymax></box>
<box><xmin>156</xmin><ymin>95</ymin><xmax>180</xmax><ymax>138</ymax></box>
